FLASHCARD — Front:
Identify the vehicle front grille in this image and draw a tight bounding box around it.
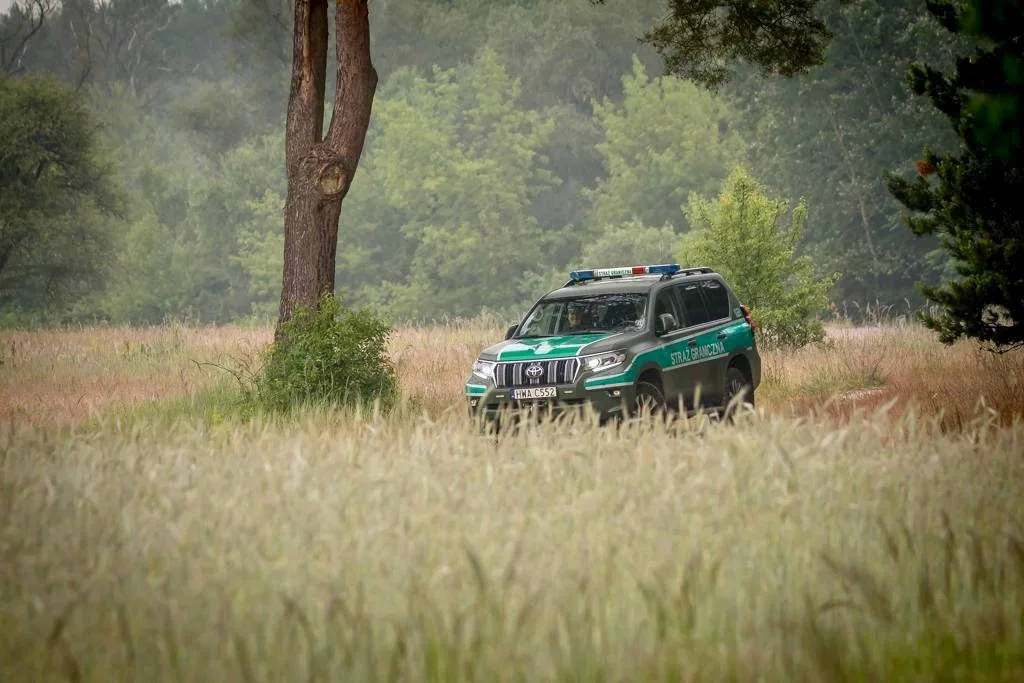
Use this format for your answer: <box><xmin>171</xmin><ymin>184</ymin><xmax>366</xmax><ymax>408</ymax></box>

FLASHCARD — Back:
<box><xmin>495</xmin><ymin>358</ymin><xmax>580</xmax><ymax>387</ymax></box>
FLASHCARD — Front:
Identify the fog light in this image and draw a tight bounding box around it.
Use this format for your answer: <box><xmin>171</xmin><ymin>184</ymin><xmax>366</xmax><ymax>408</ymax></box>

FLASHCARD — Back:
<box><xmin>610</xmin><ymin>389</ymin><xmax>621</xmax><ymax>398</ymax></box>
<box><xmin>470</xmin><ymin>398</ymin><xmax>479</xmax><ymax>407</ymax></box>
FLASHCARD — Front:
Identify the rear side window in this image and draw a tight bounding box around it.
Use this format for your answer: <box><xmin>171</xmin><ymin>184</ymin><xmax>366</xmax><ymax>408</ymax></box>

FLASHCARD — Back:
<box><xmin>676</xmin><ymin>283</ymin><xmax>711</xmax><ymax>327</ymax></box>
<box><xmin>702</xmin><ymin>280</ymin><xmax>731</xmax><ymax>321</ymax></box>
<box><xmin>727</xmin><ymin>288</ymin><xmax>742</xmax><ymax>317</ymax></box>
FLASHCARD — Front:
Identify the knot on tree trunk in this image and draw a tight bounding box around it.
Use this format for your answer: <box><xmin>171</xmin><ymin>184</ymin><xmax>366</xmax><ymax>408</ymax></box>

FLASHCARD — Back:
<box><xmin>317</xmin><ymin>162</ymin><xmax>347</xmax><ymax>195</ymax></box>
<box><xmin>300</xmin><ymin>150</ymin><xmax>352</xmax><ymax>197</ymax></box>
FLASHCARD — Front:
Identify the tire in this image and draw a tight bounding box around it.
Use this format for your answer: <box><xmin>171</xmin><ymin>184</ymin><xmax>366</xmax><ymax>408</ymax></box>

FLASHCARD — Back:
<box><xmin>633</xmin><ymin>380</ymin><xmax>666</xmax><ymax>418</ymax></box>
<box><xmin>722</xmin><ymin>365</ymin><xmax>754</xmax><ymax>421</ymax></box>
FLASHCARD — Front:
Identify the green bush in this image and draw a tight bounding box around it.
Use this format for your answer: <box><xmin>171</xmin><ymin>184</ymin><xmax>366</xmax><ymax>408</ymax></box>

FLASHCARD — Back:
<box><xmin>251</xmin><ymin>294</ymin><xmax>397</xmax><ymax>413</ymax></box>
<box><xmin>681</xmin><ymin>166</ymin><xmax>838</xmax><ymax>349</ymax></box>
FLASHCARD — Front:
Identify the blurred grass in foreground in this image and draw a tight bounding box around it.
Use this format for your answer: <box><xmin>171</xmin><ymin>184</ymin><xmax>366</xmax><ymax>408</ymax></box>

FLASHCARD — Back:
<box><xmin>1</xmin><ymin>321</ymin><xmax>1022</xmax><ymax>680</ymax></box>
<box><xmin>1</xmin><ymin>405</ymin><xmax>1023</xmax><ymax>681</ymax></box>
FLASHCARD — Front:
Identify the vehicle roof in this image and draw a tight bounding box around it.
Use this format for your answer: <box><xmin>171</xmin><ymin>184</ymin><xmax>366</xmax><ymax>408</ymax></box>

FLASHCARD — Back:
<box><xmin>541</xmin><ymin>272</ymin><xmax>723</xmax><ymax>300</ymax></box>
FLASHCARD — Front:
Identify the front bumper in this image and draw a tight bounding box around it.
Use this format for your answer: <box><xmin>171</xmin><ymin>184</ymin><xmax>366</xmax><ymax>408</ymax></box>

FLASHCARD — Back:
<box><xmin>466</xmin><ymin>382</ymin><xmax>635</xmax><ymax>425</ymax></box>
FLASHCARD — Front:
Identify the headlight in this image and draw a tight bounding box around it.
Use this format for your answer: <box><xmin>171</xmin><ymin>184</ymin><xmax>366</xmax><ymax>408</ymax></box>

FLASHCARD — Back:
<box><xmin>472</xmin><ymin>359</ymin><xmax>496</xmax><ymax>381</ymax></box>
<box><xmin>582</xmin><ymin>350</ymin><xmax>626</xmax><ymax>373</ymax></box>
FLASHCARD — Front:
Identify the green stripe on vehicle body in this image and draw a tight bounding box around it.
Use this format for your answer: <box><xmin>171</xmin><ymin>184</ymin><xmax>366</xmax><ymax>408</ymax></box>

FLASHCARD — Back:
<box><xmin>496</xmin><ymin>333</ymin><xmax>613</xmax><ymax>361</ymax></box>
<box><xmin>465</xmin><ymin>384</ymin><xmax>488</xmax><ymax>396</ymax></box>
<box><xmin>584</xmin><ymin>320</ymin><xmax>750</xmax><ymax>389</ymax></box>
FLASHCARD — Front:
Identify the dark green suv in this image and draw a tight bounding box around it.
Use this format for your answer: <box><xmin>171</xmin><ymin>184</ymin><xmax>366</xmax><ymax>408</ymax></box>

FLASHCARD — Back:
<box><xmin>465</xmin><ymin>263</ymin><xmax>760</xmax><ymax>424</ymax></box>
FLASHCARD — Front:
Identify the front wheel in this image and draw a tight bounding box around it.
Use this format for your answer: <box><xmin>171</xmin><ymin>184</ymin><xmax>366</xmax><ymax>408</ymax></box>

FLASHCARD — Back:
<box><xmin>633</xmin><ymin>380</ymin><xmax>666</xmax><ymax>418</ymax></box>
<box><xmin>722</xmin><ymin>366</ymin><xmax>754</xmax><ymax>421</ymax></box>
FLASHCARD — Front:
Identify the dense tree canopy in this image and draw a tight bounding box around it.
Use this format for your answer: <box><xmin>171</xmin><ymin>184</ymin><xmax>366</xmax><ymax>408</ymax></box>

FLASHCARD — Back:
<box><xmin>0</xmin><ymin>74</ymin><xmax>121</xmax><ymax>314</ymax></box>
<box><xmin>588</xmin><ymin>57</ymin><xmax>745</xmax><ymax>232</ymax></box>
<box><xmin>646</xmin><ymin>0</ymin><xmax>835</xmax><ymax>87</ymax></box>
<box><xmin>887</xmin><ymin>0</ymin><xmax>1023</xmax><ymax>350</ymax></box>
<box><xmin>0</xmin><ymin>0</ymin><xmax>1002</xmax><ymax>328</ymax></box>
<box><xmin>729</xmin><ymin>0</ymin><xmax>963</xmax><ymax>307</ymax></box>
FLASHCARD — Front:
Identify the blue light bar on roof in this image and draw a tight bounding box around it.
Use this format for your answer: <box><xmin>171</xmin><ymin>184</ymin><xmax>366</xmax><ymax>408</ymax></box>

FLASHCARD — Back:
<box><xmin>569</xmin><ymin>263</ymin><xmax>681</xmax><ymax>281</ymax></box>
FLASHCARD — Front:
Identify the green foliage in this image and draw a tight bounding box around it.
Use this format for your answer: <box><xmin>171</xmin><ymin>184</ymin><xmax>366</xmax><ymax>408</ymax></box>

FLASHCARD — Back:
<box><xmin>231</xmin><ymin>190</ymin><xmax>286</xmax><ymax>319</ymax></box>
<box><xmin>89</xmin><ymin>86</ymin><xmax>286</xmax><ymax>324</ymax></box>
<box><xmin>98</xmin><ymin>207</ymin><xmax>182</xmax><ymax>323</ymax></box>
<box><xmin>343</xmin><ymin>49</ymin><xmax>558</xmax><ymax>320</ymax></box>
<box><xmin>170</xmin><ymin>80</ymin><xmax>254</xmax><ymax>157</ymax></box>
<box><xmin>6</xmin><ymin>0</ymin><xmax>1009</xmax><ymax>327</ymax></box>
<box><xmin>205</xmin><ymin>132</ymin><xmax>288</xmax><ymax>318</ymax></box>
<box><xmin>957</xmin><ymin>0</ymin><xmax>1024</xmax><ymax>162</ymax></box>
<box><xmin>0</xmin><ymin>74</ymin><xmax>122</xmax><ymax>316</ymax></box>
<box><xmin>251</xmin><ymin>294</ymin><xmax>397</xmax><ymax>413</ymax></box>
<box><xmin>725</xmin><ymin>0</ymin><xmax>963</xmax><ymax>309</ymax></box>
<box><xmin>682</xmin><ymin>167</ymin><xmax>837</xmax><ymax>348</ymax></box>
<box><xmin>645</xmin><ymin>0</ymin><xmax>834</xmax><ymax>88</ymax></box>
<box><xmin>481</xmin><ymin>0</ymin><xmax>665</xmax><ymax>111</ymax></box>
<box><xmin>886</xmin><ymin>0</ymin><xmax>1024</xmax><ymax>351</ymax></box>
<box><xmin>580</xmin><ymin>220</ymin><xmax>679</xmax><ymax>269</ymax></box>
<box><xmin>82</xmin><ymin>86</ymin><xmax>205</xmax><ymax>323</ymax></box>
<box><xmin>588</xmin><ymin>56</ymin><xmax>745</xmax><ymax>233</ymax></box>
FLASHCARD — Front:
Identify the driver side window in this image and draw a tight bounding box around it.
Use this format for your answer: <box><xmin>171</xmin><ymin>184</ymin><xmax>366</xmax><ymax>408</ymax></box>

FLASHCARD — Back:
<box><xmin>653</xmin><ymin>290</ymin><xmax>681</xmax><ymax>334</ymax></box>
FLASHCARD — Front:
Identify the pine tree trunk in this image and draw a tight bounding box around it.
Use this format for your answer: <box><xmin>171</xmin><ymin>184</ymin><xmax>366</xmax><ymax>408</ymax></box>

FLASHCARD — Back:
<box><xmin>277</xmin><ymin>0</ymin><xmax>377</xmax><ymax>332</ymax></box>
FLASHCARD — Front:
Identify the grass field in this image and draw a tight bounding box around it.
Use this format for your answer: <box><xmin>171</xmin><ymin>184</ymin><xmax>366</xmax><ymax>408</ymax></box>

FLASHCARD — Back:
<box><xmin>1</xmin><ymin>322</ymin><xmax>1023</xmax><ymax>681</ymax></box>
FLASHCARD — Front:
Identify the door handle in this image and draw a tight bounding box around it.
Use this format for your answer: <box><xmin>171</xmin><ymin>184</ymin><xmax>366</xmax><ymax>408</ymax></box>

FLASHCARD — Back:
<box><xmin>717</xmin><ymin>332</ymin><xmax>728</xmax><ymax>340</ymax></box>
<box><xmin>687</xmin><ymin>339</ymin><xmax>697</xmax><ymax>347</ymax></box>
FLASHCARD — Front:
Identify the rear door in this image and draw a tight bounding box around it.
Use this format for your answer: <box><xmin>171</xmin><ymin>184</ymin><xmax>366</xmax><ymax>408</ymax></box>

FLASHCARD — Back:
<box><xmin>696</xmin><ymin>279</ymin><xmax>734</xmax><ymax>405</ymax></box>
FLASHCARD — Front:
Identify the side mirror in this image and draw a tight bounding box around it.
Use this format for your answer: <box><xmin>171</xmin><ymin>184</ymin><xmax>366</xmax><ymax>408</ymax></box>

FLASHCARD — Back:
<box><xmin>505</xmin><ymin>324</ymin><xmax>518</xmax><ymax>340</ymax></box>
<box><xmin>656</xmin><ymin>313</ymin><xmax>678</xmax><ymax>335</ymax></box>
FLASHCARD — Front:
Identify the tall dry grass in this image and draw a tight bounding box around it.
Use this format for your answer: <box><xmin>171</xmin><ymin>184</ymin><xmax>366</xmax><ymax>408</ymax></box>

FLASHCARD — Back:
<box><xmin>759</xmin><ymin>324</ymin><xmax>1024</xmax><ymax>428</ymax></box>
<box><xmin>0</xmin><ymin>323</ymin><xmax>271</xmax><ymax>425</ymax></box>
<box><xmin>2</xmin><ymin>321</ymin><xmax>1021</xmax><ymax>428</ymax></box>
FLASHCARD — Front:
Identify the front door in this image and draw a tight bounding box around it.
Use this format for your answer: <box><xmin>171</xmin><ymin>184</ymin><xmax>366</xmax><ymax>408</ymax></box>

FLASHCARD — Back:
<box><xmin>671</xmin><ymin>281</ymin><xmax>718</xmax><ymax>409</ymax></box>
<box><xmin>651</xmin><ymin>289</ymin><xmax>688</xmax><ymax>409</ymax></box>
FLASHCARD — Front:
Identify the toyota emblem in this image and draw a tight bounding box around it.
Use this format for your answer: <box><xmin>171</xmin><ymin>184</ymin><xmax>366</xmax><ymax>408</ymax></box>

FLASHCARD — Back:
<box><xmin>525</xmin><ymin>363</ymin><xmax>544</xmax><ymax>379</ymax></box>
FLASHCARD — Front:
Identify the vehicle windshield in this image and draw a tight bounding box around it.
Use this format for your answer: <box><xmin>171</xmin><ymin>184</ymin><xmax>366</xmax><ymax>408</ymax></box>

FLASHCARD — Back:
<box><xmin>516</xmin><ymin>293</ymin><xmax>648</xmax><ymax>338</ymax></box>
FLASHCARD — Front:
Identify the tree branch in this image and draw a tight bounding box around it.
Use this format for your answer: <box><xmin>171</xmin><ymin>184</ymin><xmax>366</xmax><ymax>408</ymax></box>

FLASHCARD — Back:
<box><xmin>322</xmin><ymin>0</ymin><xmax>377</xmax><ymax>197</ymax></box>
<box><xmin>285</xmin><ymin>0</ymin><xmax>329</xmax><ymax>165</ymax></box>
<box><xmin>1</xmin><ymin>0</ymin><xmax>50</xmax><ymax>74</ymax></box>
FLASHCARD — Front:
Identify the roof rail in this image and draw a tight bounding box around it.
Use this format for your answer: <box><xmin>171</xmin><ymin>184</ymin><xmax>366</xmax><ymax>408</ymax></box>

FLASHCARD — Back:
<box><xmin>654</xmin><ymin>266</ymin><xmax>717</xmax><ymax>281</ymax></box>
<box><xmin>673</xmin><ymin>266</ymin><xmax>716</xmax><ymax>278</ymax></box>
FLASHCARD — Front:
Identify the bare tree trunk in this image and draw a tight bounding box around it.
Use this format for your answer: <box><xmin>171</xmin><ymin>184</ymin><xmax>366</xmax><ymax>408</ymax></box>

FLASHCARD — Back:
<box><xmin>277</xmin><ymin>0</ymin><xmax>376</xmax><ymax>331</ymax></box>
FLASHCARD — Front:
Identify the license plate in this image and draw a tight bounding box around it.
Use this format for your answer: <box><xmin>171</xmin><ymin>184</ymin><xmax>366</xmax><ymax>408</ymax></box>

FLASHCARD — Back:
<box><xmin>512</xmin><ymin>386</ymin><xmax>557</xmax><ymax>400</ymax></box>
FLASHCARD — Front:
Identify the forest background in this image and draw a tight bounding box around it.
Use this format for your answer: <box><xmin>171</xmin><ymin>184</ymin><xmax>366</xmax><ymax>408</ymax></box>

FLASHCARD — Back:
<box><xmin>0</xmin><ymin>0</ymin><xmax>963</xmax><ymax>327</ymax></box>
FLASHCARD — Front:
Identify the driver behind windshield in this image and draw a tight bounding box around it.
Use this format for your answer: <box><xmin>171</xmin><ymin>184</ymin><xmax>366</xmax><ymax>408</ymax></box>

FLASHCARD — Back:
<box><xmin>516</xmin><ymin>294</ymin><xmax>647</xmax><ymax>338</ymax></box>
<box><xmin>565</xmin><ymin>306</ymin><xmax>590</xmax><ymax>332</ymax></box>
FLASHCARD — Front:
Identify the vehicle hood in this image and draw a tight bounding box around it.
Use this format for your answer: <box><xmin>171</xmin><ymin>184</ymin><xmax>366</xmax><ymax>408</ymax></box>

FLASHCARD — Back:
<box><xmin>479</xmin><ymin>332</ymin><xmax>638</xmax><ymax>361</ymax></box>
